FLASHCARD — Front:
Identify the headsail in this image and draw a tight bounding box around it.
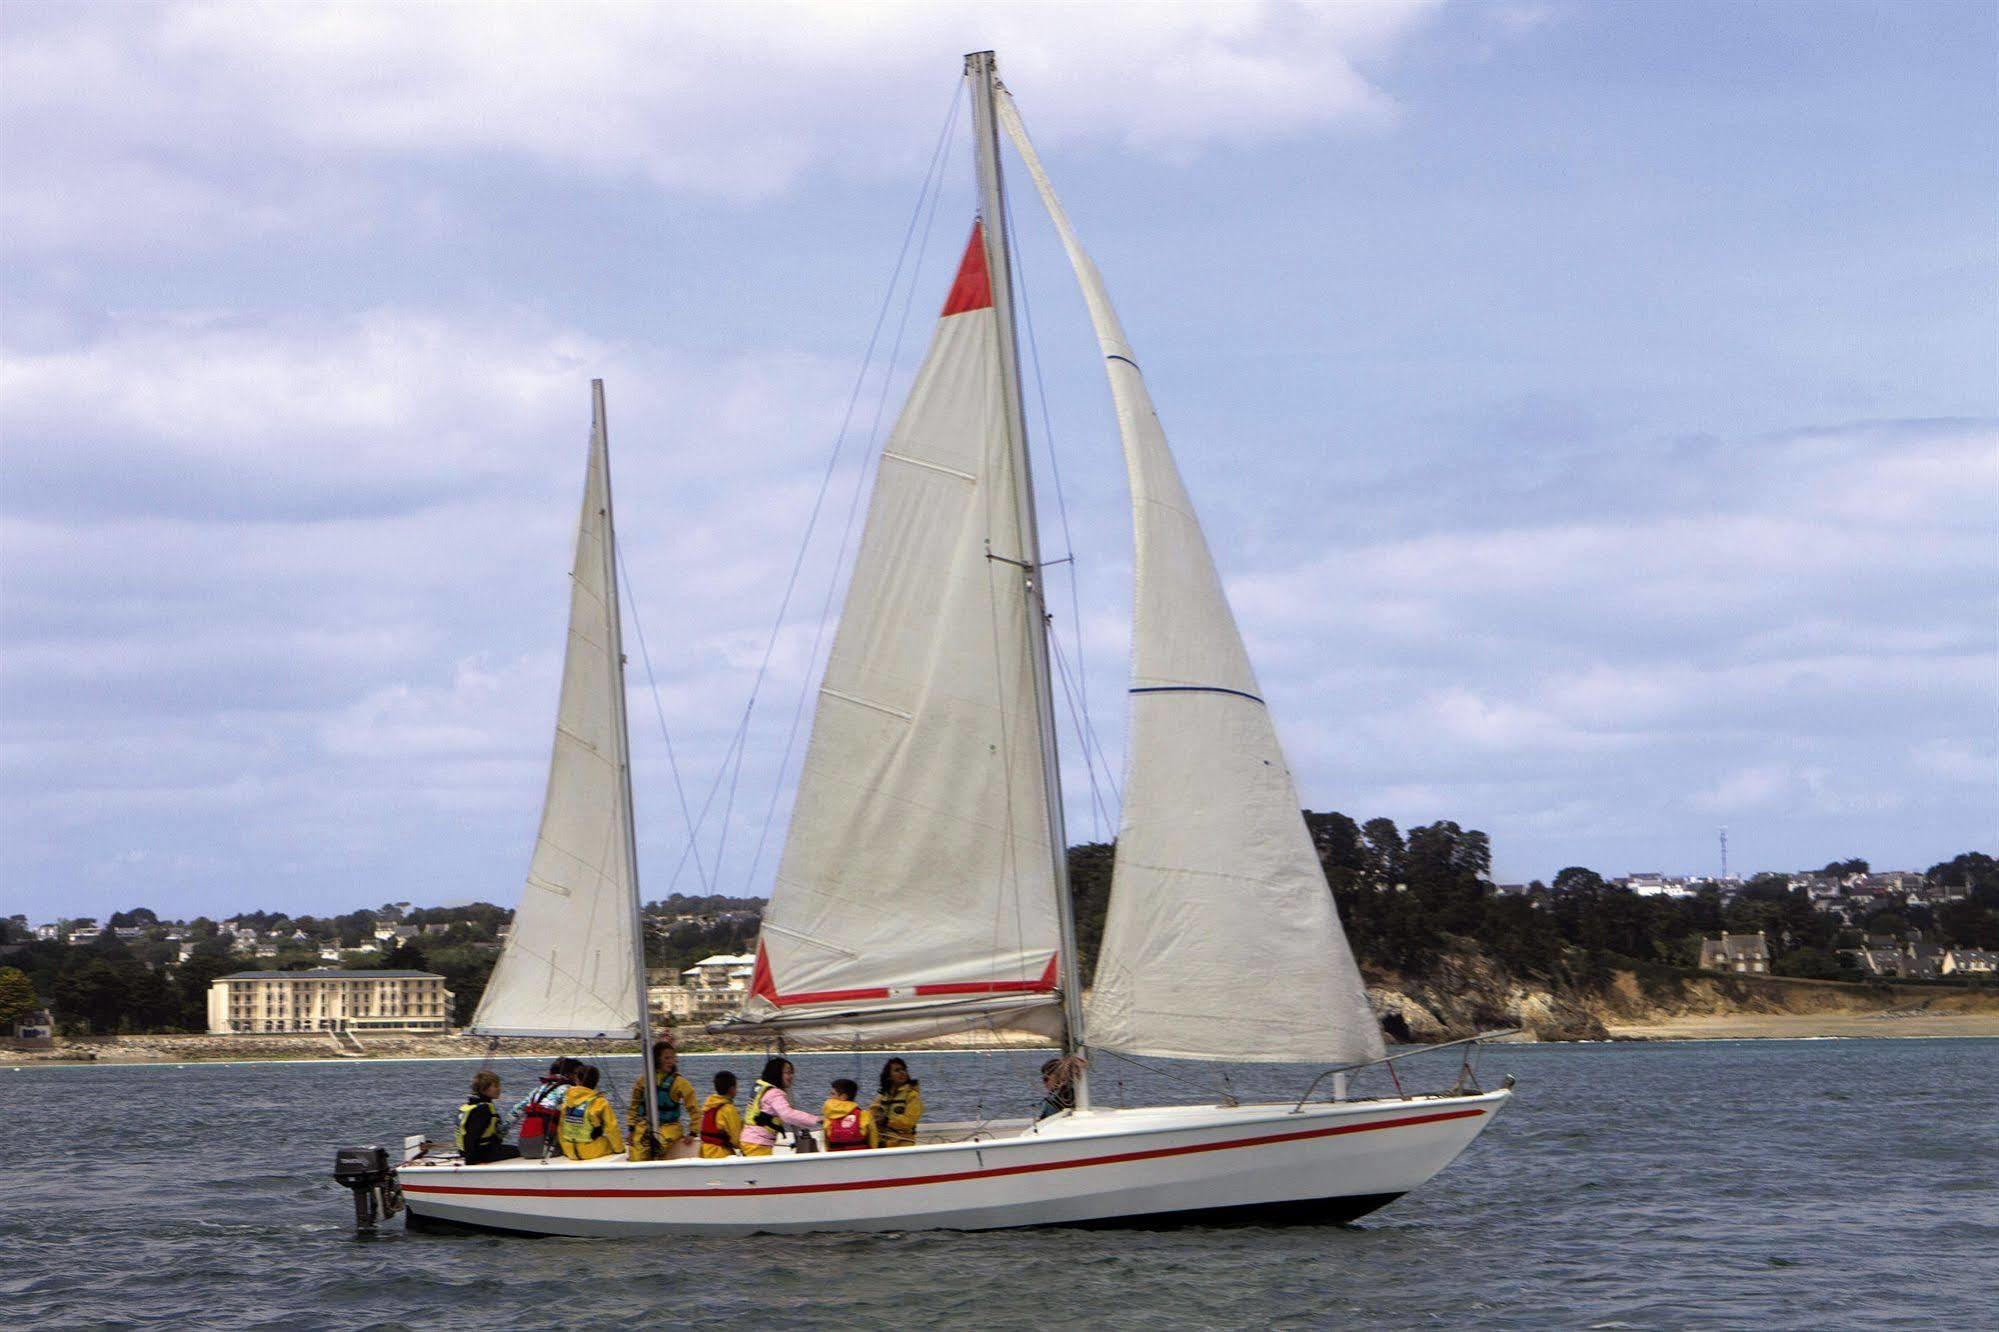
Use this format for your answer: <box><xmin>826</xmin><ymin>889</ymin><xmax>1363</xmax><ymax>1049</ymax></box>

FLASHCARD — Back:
<box><xmin>471</xmin><ymin>385</ymin><xmax>643</xmax><ymax>1039</ymax></box>
<box><xmin>999</xmin><ymin>92</ymin><xmax>1385</xmax><ymax>1065</ymax></box>
<box><xmin>730</xmin><ymin>223</ymin><xmax>1065</xmax><ymax>1045</ymax></box>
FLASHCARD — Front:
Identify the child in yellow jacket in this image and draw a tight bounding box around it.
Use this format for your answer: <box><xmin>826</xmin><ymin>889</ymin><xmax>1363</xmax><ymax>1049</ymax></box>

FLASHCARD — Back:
<box><xmin>698</xmin><ymin>1071</ymin><xmax>745</xmax><ymax>1158</ymax></box>
<box><xmin>557</xmin><ymin>1064</ymin><xmax>624</xmax><ymax>1160</ymax></box>
<box><xmin>627</xmin><ymin>1041</ymin><xmax>700</xmax><ymax>1161</ymax></box>
<box><xmin>821</xmin><ymin>1078</ymin><xmax>879</xmax><ymax>1151</ymax></box>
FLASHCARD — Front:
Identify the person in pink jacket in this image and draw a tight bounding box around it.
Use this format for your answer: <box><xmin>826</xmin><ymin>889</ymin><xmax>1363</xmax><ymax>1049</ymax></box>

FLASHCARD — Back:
<box><xmin>741</xmin><ymin>1057</ymin><xmax>822</xmax><ymax>1156</ymax></box>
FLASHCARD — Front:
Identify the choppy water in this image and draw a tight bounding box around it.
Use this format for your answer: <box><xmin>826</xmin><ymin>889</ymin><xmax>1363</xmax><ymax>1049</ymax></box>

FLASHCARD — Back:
<box><xmin>4</xmin><ymin>1039</ymin><xmax>1995</xmax><ymax>1329</ymax></box>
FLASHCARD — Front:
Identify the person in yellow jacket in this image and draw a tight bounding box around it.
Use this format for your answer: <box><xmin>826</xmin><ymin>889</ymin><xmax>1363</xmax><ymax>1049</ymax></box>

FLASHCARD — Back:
<box><xmin>698</xmin><ymin>1070</ymin><xmax>745</xmax><ymax>1159</ymax></box>
<box><xmin>821</xmin><ymin>1078</ymin><xmax>879</xmax><ymax>1151</ymax></box>
<box><xmin>627</xmin><ymin>1041</ymin><xmax>700</xmax><ymax>1162</ymax></box>
<box><xmin>556</xmin><ymin>1063</ymin><xmax>623</xmax><ymax>1161</ymax></box>
<box><xmin>870</xmin><ymin>1057</ymin><xmax>924</xmax><ymax>1148</ymax></box>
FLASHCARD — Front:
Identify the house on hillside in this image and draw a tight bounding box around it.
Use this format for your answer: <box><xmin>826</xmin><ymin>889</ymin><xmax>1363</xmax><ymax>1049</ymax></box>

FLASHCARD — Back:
<box><xmin>1698</xmin><ymin>933</ymin><xmax>1769</xmax><ymax>974</ymax></box>
<box><xmin>1941</xmin><ymin>948</ymin><xmax>1998</xmax><ymax>976</ymax></box>
<box><xmin>650</xmin><ymin>953</ymin><xmax>757</xmax><ymax>1022</ymax></box>
<box><xmin>7</xmin><ymin>1007</ymin><xmax>55</xmax><ymax>1048</ymax></box>
<box><xmin>1847</xmin><ymin>941</ymin><xmax>1946</xmax><ymax>979</ymax></box>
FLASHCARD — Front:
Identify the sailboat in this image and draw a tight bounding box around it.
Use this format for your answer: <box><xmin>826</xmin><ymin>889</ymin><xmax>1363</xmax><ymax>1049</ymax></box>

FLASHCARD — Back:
<box><xmin>390</xmin><ymin>52</ymin><xmax>1511</xmax><ymax>1237</ymax></box>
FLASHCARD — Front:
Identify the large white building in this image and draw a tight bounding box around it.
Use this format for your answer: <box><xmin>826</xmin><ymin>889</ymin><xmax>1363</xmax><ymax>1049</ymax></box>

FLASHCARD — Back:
<box><xmin>207</xmin><ymin>969</ymin><xmax>452</xmax><ymax>1034</ymax></box>
<box><xmin>650</xmin><ymin>953</ymin><xmax>756</xmax><ymax>1022</ymax></box>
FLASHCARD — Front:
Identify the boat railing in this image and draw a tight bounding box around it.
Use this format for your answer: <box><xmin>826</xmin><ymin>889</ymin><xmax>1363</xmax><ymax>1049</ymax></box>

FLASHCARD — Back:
<box><xmin>1291</xmin><ymin>1028</ymin><xmax>1521</xmax><ymax>1113</ymax></box>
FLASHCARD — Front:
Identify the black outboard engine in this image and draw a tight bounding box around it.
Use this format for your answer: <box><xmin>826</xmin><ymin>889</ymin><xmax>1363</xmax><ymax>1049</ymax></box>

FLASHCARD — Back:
<box><xmin>333</xmin><ymin>1145</ymin><xmax>403</xmax><ymax>1231</ymax></box>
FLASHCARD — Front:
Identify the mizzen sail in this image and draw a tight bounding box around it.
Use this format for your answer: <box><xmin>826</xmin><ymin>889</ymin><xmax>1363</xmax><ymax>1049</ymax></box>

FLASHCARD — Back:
<box><xmin>471</xmin><ymin>386</ymin><xmax>643</xmax><ymax>1039</ymax></box>
<box><xmin>734</xmin><ymin>224</ymin><xmax>1065</xmax><ymax>1044</ymax></box>
<box><xmin>999</xmin><ymin>92</ymin><xmax>1384</xmax><ymax>1065</ymax></box>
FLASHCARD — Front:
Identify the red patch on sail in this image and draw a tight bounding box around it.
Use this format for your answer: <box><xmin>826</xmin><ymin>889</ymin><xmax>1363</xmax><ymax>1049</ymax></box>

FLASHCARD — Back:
<box><xmin>940</xmin><ymin>220</ymin><xmax>993</xmax><ymax>317</ymax></box>
<box><xmin>751</xmin><ymin>943</ymin><xmax>1059</xmax><ymax>1009</ymax></box>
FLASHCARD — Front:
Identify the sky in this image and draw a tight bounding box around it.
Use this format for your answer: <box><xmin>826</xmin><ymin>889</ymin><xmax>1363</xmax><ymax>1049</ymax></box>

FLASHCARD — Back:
<box><xmin>2</xmin><ymin>0</ymin><xmax>1994</xmax><ymax>925</ymax></box>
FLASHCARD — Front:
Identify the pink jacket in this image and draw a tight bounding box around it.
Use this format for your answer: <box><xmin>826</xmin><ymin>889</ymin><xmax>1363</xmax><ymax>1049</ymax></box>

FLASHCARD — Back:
<box><xmin>741</xmin><ymin>1083</ymin><xmax>821</xmax><ymax>1148</ymax></box>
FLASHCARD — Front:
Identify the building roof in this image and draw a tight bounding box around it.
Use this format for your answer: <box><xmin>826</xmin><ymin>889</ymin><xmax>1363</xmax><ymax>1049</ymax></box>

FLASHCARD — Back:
<box><xmin>218</xmin><ymin>968</ymin><xmax>442</xmax><ymax>980</ymax></box>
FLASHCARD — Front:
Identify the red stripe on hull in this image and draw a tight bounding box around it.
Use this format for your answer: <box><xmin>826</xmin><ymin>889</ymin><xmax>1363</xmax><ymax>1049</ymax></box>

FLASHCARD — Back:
<box><xmin>401</xmin><ymin>1106</ymin><xmax>1485</xmax><ymax>1201</ymax></box>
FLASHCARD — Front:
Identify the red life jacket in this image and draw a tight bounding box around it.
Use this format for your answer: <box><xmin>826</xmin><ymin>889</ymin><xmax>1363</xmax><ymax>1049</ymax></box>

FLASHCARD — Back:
<box><xmin>520</xmin><ymin>1078</ymin><xmax>567</xmax><ymax>1141</ymax></box>
<box><xmin>700</xmin><ymin>1102</ymin><xmax>734</xmax><ymax>1151</ymax></box>
<box><xmin>826</xmin><ymin>1107</ymin><xmax>869</xmax><ymax>1151</ymax></box>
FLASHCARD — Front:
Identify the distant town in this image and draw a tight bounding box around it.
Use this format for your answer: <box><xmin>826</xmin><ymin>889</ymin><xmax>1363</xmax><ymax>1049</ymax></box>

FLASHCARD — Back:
<box><xmin>3</xmin><ymin>822</ymin><xmax>1994</xmax><ymax>1050</ymax></box>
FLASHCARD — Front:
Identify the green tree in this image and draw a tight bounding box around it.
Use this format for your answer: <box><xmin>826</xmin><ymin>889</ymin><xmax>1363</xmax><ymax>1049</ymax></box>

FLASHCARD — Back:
<box><xmin>175</xmin><ymin>953</ymin><xmax>239</xmax><ymax>1031</ymax></box>
<box><xmin>1067</xmin><ymin>841</ymin><xmax>1113</xmax><ymax>983</ymax></box>
<box><xmin>377</xmin><ymin>940</ymin><xmax>428</xmax><ymax>971</ymax></box>
<box><xmin>0</xmin><ymin>967</ymin><xmax>39</xmax><ymax>1028</ymax></box>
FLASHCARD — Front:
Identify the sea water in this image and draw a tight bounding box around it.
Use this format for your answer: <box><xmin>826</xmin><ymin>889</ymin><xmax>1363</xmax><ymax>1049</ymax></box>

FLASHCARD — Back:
<box><xmin>3</xmin><ymin>1039</ymin><xmax>1994</xmax><ymax>1329</ymax></box>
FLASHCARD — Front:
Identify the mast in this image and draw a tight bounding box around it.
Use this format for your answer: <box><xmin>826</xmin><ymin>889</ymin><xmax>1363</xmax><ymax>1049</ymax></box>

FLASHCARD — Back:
<box><xmin>965</xmin><ymin>50</ymin><xmax>1090</xmax><ymax>1108</ymax></box>
<box><xmin>594</xmin><ymin>378</ymin><xmax>661</xmax><ymax>1143</ymax></box>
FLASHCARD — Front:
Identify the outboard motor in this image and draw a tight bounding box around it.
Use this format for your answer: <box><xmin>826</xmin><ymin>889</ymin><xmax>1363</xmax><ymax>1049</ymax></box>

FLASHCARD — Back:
<box><xmin>333</xmin><ymin>1145</ymin><xmax>403</xmax><ymax>1231</ymax></box>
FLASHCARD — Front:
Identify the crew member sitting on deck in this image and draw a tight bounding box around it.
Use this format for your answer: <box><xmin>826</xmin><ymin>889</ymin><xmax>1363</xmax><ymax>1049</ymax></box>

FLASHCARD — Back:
<box><xmin>1037</xmin><ymin>1058</ymin><xmax>1076</xmax><ymax>1120</ymax></box>
<box><xmin>627</xmin><ymin>1040</ymin><xmax>699</xmax><ymax>1162</ymax></box>
<box><xmin>459</xmin><ymin>1071</ymin><xmax>523</xmax><ymax>1164</ymax></box>
<box><xmin>513</xmin><ymin>1056</ymin><xmax>579</xmax><ymax>1159</ymax></box>
<box><xmin>741</xmin><ymin>1057</ymin><xmax>822</xmax><ymax>1157</ymax></box>
<box><xmin>823</xmin><ymin>1078</ymin><xmax>879</xmax><ymax>1151</ymax></box>
<box><xmin>557</xmin><ymin>1063</ymin><xmax>624</xmax><ymax>1161</ymax></box>
<box><xmin>699</xmin><ymin>1071</ymin><xmax>744</xmax><ymax>1158</ymax></box>
<box><xmin>870</xmin><ymin>1057</ymin><xmax>924</xmax><ymax>1148</ymax></box>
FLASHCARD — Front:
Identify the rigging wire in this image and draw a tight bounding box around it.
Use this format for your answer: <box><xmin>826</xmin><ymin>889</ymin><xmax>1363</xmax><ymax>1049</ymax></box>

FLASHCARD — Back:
<box><xmin>1048</xmin><ymin>625</ymin><xmax>1116</xmax><ymax>839</ymax></box>
<box><xmin>1093</xmin><ymin>1045</ymin><xmax>1238</xmax><ymax>1104</ymax></box>
<box><xmin>738</xmin><ymin>84</ymin><xmax>968</xmax><ymax>898</ymax></box>
<box><xmin>616</xmin><ymin>540</ymin><xmax>712</xmax><ymax>895</ymax></box>
<box><xmin>652</xmin><ymin>80</ymin><xmax>967</xmax><ymax>896</ymax></box>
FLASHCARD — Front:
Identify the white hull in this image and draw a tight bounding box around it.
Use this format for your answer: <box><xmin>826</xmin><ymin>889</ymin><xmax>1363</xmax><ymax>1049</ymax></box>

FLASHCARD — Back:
<box><xmin>398</xmin><ymin>1089</ymin><xmax>1508</xmax><ymax>1237</ymax></box>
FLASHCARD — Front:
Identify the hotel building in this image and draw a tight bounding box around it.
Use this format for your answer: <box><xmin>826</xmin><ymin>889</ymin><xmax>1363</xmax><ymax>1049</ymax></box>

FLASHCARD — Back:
<box><xmin>207</xmin><ymin>969</ymin><xmax>453</xmax><ymax>1034</ymax></box>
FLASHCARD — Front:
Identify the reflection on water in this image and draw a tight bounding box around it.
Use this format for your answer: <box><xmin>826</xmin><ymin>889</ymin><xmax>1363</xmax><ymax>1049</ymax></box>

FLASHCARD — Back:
<box><xmin>5</xmin><ymin>1040</ymin><xmax>1996</xmax><ymax>1329</ymax></box>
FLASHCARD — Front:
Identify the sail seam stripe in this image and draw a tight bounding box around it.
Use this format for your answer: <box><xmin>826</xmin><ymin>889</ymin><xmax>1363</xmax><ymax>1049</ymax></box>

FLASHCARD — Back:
<box><xmin>881</xmin><ymin>450</ymin><xmax>978</xmax><ymax>483</ymax></box>
<box><xmin>1106</xmin><ymin>353</ymin><xmax>1140</xmax><ymax>370</ymax></box>
<box><xmin>1128</xmin><ymin>685</ymin><xmax>1265</xmax><ymax>705</ymax></box>
<box><xmin>400</xmin><ymin>1107</ymin><xmax>1487</xmax><ymax>1199</ymax></box>
<box><xmin>816</xmin><ymin>687</ymin><xmax>914</xmax><ymax>721</ymax></box>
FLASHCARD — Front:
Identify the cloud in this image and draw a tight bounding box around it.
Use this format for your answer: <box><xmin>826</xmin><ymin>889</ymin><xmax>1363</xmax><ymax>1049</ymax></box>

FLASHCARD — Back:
<box><xmin>1</xmin><ymin>0</ymin><xmax>1447</xmax><ymax>253</ymax></box>
<box><xmin>0</xmin><ymin>304</ymin><xmax>900</xmax><ymax>914</ymax></box>
<box><xmin>1223</xmin><ymin>416</ymin><xmax>1997</xmax><ymax>874</ymax></box>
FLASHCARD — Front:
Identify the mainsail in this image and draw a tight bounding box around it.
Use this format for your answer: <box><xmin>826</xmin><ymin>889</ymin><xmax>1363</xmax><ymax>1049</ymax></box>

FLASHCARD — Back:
<box><xmin>999</xmin><ymin>93</ymin><xmax>1385</xmax><ymax>1065</ymax></box>
<box><xmin>734</xmin><ymin>224</ymin><xmax>1065</xmax><ymax>1044</ymax></box>
<box><xmin>471</xmin><ymin>383</ymin><xmax>643</xmax><ymax>1039</ymax></box>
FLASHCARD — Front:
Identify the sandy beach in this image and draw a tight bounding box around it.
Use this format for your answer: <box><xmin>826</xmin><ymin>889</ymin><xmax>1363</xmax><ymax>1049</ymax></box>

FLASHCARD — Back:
<box><xmin>1604</xmin><ymin>1012</ymin><xmax>1999</xmax><ymax>1040</ymax></box>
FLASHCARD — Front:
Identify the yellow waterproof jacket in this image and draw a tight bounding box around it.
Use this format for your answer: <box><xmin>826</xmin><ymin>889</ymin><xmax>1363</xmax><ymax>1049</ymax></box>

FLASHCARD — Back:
<box><xmin>821</xmin><ymin>1097</ymin><xmax>879</xmax><ymax>1150</ymax></box>
<box><xmin>628</xmin><ymin>1071</ymin><xmax>700</xmax><ymax>1141</ymax></box>
<box><xmin>557</xmin><ymin>1084</ymin><xmax>623</xmax><ymax>1160</ymax></box>
<box><xmin>698</xmin><ymin>1093</ymin><xmax>744</xmax><ymax>1158</ymax></box>
<box><xmin>871</xmin><ymin>1081</ymin><xmax>924</xmax><ymax>1147</ymax></box>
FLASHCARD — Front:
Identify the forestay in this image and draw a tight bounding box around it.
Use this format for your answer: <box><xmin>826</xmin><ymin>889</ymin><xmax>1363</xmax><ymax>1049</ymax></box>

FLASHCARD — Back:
<box><xmin>999</xmin><ymin>92</ymin><xmax>1385</xmax><ymax>1065</ymax></box>
<box><xmin>471</xmin><ymin>392</ymin><xmax>642</xmax><ymax>1039</ymax></box>
<box><xmin>734</xmin><ymin>224</ymin><xmax>1065</xmax><ymax>1044</ymax></box>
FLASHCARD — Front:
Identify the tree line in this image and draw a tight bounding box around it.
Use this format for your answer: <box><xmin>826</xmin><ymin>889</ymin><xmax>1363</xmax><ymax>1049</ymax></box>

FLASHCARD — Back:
<box><xmin>6</xmin><ymin>828</ymin><xmax>1993</xmax><ymax>1036</ymax></box>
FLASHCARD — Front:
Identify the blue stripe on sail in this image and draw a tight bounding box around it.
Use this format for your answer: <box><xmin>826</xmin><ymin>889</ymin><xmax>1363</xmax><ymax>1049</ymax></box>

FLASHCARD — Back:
<box><xmin>1106</xmin><ymin>353</ymin><xmax>1141</xmax><ymax>371</ymax></box>
<box><xmin>1129</xmin><ymin>685</ymin><xmax>1266</xmax><ymax>705</ymax></box>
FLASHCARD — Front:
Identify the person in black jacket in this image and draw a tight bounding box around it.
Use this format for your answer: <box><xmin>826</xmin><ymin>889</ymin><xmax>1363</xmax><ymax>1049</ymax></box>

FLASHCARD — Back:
<box><xmin>457</xmin><ymin>1070</ymin><xmax>522</xmax><ymax>1164</ymax></box>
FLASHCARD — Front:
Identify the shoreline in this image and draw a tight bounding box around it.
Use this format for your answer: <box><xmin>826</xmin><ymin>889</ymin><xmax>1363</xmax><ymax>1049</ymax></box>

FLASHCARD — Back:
<box><xmin>8</xmin><ymin>1014</ymin><xmax>1999</xmax><ymax>1068</ymax></box>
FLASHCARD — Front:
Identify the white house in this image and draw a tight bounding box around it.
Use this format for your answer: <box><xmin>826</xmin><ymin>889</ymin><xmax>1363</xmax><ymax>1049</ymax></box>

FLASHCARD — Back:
<box><xmin>651</xmin><ymin>952</ymin><xmax>758</xmax><ymax>1023</ymax></box>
